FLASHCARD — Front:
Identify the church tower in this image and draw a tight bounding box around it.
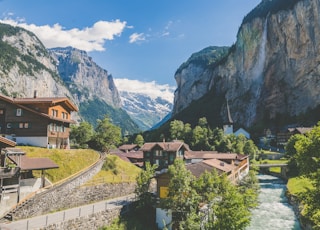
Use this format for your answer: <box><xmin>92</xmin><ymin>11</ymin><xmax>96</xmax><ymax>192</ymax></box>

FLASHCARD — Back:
<box><xmin>223</xmin><ymin>101</ymin><xmax>233</xmax><ymax>135</ymax></box>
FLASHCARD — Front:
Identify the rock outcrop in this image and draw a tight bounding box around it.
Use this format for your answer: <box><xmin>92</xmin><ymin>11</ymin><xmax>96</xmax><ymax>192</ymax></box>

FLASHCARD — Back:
<box><xmin>173</xmin><ymin>0</ymin><xmax>320</xmax><ymax>128</ymax></box>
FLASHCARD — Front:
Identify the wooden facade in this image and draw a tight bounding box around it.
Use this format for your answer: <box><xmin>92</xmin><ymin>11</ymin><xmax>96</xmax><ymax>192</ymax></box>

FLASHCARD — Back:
<box><xmin>140</xmin><ymin>141</ymin><xmax>190</xmax><ymax>170</ymax></box>
<box><xmin>0</xmin><ymin>94</ymin><xmax>78</xmax><ymax>149</ymax></box>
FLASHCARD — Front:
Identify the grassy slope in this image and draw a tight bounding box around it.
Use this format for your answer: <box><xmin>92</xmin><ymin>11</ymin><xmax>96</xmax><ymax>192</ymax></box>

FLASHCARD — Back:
<box><xmin>85</xmin><ymin>155</ymin><xmax>141</xmax><ymax>185</ymax></box>
<box><xmin>20</xmin><ymin>146</ymin><xmax>99</xmax><ymax>183</ymax></box>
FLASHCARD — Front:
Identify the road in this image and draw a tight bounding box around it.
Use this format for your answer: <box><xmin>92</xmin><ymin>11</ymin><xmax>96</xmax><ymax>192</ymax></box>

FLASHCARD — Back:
<box><xmin>0</xmin><ymin>194</ymin><xmax>135</xmax><ymax>230</ymax></box>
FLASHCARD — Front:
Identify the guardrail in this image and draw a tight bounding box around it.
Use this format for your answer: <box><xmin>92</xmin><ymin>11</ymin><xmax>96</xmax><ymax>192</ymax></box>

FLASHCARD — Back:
<box><xmin>0</xmin><ymin>195</ymin><xmax>136</xmax><ymax>230</ymax></box>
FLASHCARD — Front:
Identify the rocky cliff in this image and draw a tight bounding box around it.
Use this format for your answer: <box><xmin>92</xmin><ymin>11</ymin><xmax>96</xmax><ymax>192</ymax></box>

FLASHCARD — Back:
<box><xmin>0</xmin><ymin>23</ymin><xmax>139</xmax><ymax>134</ymax></box>
<box><xmin>173</xmin><ymin>0</ymin><xmax>320</xmax><ymax>128</ymax></box>
<box><xmin>0</xmin><ymin>23</ymin><xmax>71</xmax><ymax>99</ymax></box>
<box><xmin>50</xmin><ymin>47</ymin><xmax>121</xmax><ymax>108</ymax></box>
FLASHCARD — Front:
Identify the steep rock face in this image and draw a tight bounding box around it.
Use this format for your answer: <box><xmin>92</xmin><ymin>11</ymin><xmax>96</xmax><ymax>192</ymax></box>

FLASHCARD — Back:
<box><xmin>50</xmin><ymin>47</ymin><xmax>121</xmax><ymax>108</ymax></box>
<box><xmin>173</xmin><ymin>0</ymin><xmax>320</xmax><ymax>128</ymax></box>
<box><xmin>0</xmin><ymin>24</ymin><xmax>71</xmax><ymax>98</ymax></box>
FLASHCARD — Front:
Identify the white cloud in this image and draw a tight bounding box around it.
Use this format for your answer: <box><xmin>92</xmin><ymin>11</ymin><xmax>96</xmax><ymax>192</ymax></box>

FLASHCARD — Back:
<box><xmin>129</xmin><ymin>32</ymin><xmax>146</xmax><ymax>43</ymax></box>
<box><xmin>0</xmin><ymin>18</ymin><xmax>127</xmax><ymax>52</ymax></box>
<box><xmin>114</xmin><ymin>78</ymin><xmax>175</xmax><ymax>103</ymax></box>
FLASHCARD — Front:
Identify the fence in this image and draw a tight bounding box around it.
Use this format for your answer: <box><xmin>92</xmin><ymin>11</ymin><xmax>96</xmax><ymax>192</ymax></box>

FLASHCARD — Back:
<box><xmin>0</xmin><ymin>195</ymin><xmax>136</xmax><ymax>230</ymax></box>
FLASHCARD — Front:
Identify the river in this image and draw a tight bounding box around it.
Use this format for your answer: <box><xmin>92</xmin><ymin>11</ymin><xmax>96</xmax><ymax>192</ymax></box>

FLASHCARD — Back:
<box><xmin>246</xmin><ymin>174</ymin><xmax>301</xmax><ymax>230</ymax></box>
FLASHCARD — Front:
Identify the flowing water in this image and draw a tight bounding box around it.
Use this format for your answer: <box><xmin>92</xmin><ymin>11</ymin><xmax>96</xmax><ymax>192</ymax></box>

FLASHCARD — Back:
<box><xmin>246</xmin><ymin>174</ymin><xmax>301</xmax><ymax>230</ymax></box>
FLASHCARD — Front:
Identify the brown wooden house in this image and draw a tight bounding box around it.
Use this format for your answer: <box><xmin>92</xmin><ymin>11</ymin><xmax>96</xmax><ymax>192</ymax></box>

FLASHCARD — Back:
<box><xmin>140</xmin><ymin>141</ymin><xmax>190</xmax><ymax>170</ymax></box>
<box><xmin>0</xmin><ymin>93</ymin><xmax>78</xmax><ymax>149</ymax></box>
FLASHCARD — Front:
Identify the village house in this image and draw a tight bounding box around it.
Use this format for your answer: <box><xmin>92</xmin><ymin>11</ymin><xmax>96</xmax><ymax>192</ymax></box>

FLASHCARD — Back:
<box><xmin>276</xmin><ymin>126</ymin><xmax>313</xmax><ymax>147</ymax></box>
<box><xmin>0</xmin><ymin>136</ymin><xmax>58</xmax><ymax>208</ymax></box>
<box><xmin>140</xmin><ymin>140</ymin><xmax>190</xmax><ymax>171</ymax></box>
<box><xmin>0</xmin><ymin>93</ymin><xmax>78</xmax><ymax>149</ymax></box>
<box><xmin>139</xmin><ymin>140</ymin><xmax>250</xmax><ymax>230</ymax></box>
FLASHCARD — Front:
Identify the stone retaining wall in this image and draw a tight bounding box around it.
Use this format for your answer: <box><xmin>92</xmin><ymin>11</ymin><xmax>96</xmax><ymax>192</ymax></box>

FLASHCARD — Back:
<box><xmin>40</xmin><ymin>207</ymin><xmax>123</xmax><ymax>230</ymax></box>
<box><xmin>9</xmin><ymin>154</ymin><xmax>106</xmax><ymax>220</ymax></box>
<box><xmin>12</xmin><ymin>180</ymin><xmax>136</xmax><ymax>220</ymax></box>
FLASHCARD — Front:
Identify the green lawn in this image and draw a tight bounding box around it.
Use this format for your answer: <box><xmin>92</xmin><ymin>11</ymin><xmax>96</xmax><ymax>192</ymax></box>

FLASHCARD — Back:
<box><xmin>20</xmin><ymin>146</ymin><xmax>99</xmax><ymax>183</ymax></box>
<box><xmin>84</xmin><ymin>154</ymin><xmax>141</xmax><ymax>185</ymax></box>
<box><xmin>287</xmin><ymin>176</ymin><xmax>313</xmax><ymax>195</ymax></box>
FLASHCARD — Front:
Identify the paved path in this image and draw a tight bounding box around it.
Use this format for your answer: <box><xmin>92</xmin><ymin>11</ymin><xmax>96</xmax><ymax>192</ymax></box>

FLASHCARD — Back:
<box><xmin>0</xmin><ymin>194</ymin><xmax>135</xmax><ymax>230</ymax></box>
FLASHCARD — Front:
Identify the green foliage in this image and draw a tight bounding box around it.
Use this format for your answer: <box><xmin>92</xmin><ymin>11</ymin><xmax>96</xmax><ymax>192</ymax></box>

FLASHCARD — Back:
<box><xmin>168</xmin><ymin>118</ymin><xmax>258</xmax><ymax>154</ymax></box>
<box><xmin>21</xmin><ymin>146</ymin><xmax>99</xmax><ymax>183</ymax></box>
<box><xmin>134</xmin><ymin>134</ymin><xmax>144</xmax><ymax>147</ymax></box>
<box><xmin>176</xmin><ymin>46</ymin><xmax>229</xmax><ymax>75</ymax></box>
<box><xmin>162</xmin><ymin>159</ymin><xmax>200</xmax><ymax>228</ymax></box>
<box><xmin>135</xmin><ymin>162</ymin><xmax>157</xmax><ymax>209</ymax></box>
<box><xmin>160</xmin><ymin>159</ymin><xmax>257</xmax><ymax>229</ymax></box>
<box><xmin>242</xmin><ymin>0</ymin><xmax>301</xmax><ymax>25</ymax></box>
<box><xmin>79</xmin><ymin>97</ymin><xmax>140</xmax><ymax>135</ymax></box>
<box><xmin>70</xmin><ymin>122</ymin><xmax>94</xmax><ymax>148</ymax></box>
<box><xmin>89</xmin><ymin>116</ymin><xmax>122</xmax><ymax>152</ymax></box>
<box><xmin>285</xmin><ymin>122</ymin><xmax>320</xmax><ymax>227</ymax></box>
<box><xmin>102</xmin><ymin>155</ymin><xmax>118</xmax><ymax>175</ymax></box>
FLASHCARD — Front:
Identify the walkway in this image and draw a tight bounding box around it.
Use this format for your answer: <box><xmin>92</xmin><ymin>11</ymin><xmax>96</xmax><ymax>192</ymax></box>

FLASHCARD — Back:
<box><xmin>0</xmin><ymin>194</ymin><xmax>135</xmax><ymax>230</ymax></box>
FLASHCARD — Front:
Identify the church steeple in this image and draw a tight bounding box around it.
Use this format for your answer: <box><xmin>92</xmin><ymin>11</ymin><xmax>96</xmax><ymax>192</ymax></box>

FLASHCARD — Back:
<box><xmin>223</xmin><ymin>100</ymin><xmax>233</xmax><ymax>135</ymax></box>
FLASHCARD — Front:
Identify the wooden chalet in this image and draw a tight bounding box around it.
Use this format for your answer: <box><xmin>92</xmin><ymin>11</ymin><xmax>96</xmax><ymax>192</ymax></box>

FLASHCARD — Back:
<box><xmin>0</xmin><ymin>93</ymin><xmax>78</xmax><ymax>149</ymax></box>
<box><xmin>140</xmin><ymin>141</ymin><xmax>190</xmax><ymax>170</ymax></box>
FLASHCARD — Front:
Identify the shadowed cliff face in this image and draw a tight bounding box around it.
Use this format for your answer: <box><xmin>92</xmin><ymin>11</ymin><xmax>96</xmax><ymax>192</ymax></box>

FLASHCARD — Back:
<box><xmin>173</xmin><ymin>0</ymin><xmax>320</xmax><ymax>128</ymax></box>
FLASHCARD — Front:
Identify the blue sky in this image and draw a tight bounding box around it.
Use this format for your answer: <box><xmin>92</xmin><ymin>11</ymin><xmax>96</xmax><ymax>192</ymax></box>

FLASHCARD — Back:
<box><xmin>0</xmin><ymin>0</ymin><xmax>261</xmax><ymax>88</ymax></box>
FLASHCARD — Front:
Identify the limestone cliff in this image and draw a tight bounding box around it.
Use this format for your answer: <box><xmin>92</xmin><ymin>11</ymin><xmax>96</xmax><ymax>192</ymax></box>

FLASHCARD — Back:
<box><xmin>173</xmin><ymin>0</ymin><xmax>320</xmax><ymax>128</ymax></box>
<box><xmin>0</xmin><ymin>23</ymin><xmax>71</xmax><ymax>99</ymax></box>
<box><xmin>50</xmin><ymin>47</ymin><xmax>121</xmax><ymax>108</ymax></box>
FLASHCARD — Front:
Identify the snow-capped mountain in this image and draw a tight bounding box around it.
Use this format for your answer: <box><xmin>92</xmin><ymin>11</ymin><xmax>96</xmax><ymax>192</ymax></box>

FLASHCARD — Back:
<box><xmin>114</xmin><ymin>78</ymin><xmax>174</xmax><ymax>131</ymax></box>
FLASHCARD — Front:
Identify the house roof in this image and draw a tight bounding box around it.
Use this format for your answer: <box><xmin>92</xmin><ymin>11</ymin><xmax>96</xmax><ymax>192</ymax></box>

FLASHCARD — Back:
<box><xmin>118</xmin><ymin>144</ymin><xmax>139</xmax><ymax>152</ymax></box>
<box><xmin>184</xmin><ymin>151</ymin><xmax>248</xmax><ymax>161</ymax></box>
<box><xmin>202</xmin><ymin>159</ymin><xmax>236</xmax><ymax>173</ymax></box>
<box><xmin>0</xmin><ymin>136</ymin><xmax>16</xmax><ymax>148</ymax></box>
<box><xmin>140</xmin><ymin>141</ymin><xmax>190</xmax><ymax>152</ymax></box>
<box><xmin>288</xmin><ymin>127</ymin><xmax>313</xmax><ymax>134</ymax></box>
<box><xmin>0</xmin><ymin>94</ymin><xmax>78</xmax><ymax>123</ymax></box>
<box><xmin>186</xmin><ymin>162</ymin><xmax>217</xmax><ymax>178</ymax></box>
<box><xmin>12</xmin><ymin>97</ymin><xmax>78</xmax><ymax>112</ymax></box>
<box><xmin>8</xmin><ymin>155</ymin><xmax>59</xmax><ymax>170</ymax></box>
<box><xmin>185</xmin><ymin>158</ymin><xmax>236</xmax><ymax>177</ymax></box>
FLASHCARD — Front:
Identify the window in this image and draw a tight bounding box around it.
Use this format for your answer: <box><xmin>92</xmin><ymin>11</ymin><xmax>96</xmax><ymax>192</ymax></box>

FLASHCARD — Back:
<box><xmin>19</xmin><ymin>122</ymin><xmax>30</xmax><ymax>129</ymax></box>
<box><xmin>16</xmin><ymin>108</ymin><xmax>22</xmax><ymax>116</ymax></box>
<box><xmin>0</xmin><ymin>109</ymin><xmax>4</xmax><ymax>115</ymax></box>
<box><xmin>51</xmin><ymin>109</ymin><xmax>58</xmax><ymax>117</ymax></box>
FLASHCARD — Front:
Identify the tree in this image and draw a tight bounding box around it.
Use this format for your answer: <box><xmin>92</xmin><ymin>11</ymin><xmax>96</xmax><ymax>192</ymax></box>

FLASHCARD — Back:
<box><xmin>162</xmin><ymin>159</ymin><xmax>200</xmax><ymax>228</ymax></box>
<box><xmin>90</xmin><ymin>116</ymin><xmax>121</xmax><ymax>152</ymax></box>
<box><xmin>135</xmin><ymin>162</ymin><xmax>157</xmax><ymax>209</ymax></box>
<box><xmin>244</xmin><ymin>139</ymin><xmax>258</xmax><ymax>159</ymax></box>
<box><xmin>210</xmin><ymin>174</ymin><xmax>251</xmax><ymax>230</ymax></box>
<box><xmin>70</xmin><ymin>122</ymin><xmax>94</xmax><ymax>148</ymax></box>
<box><xmin>134</xmin><ymin>134</ymin><xmax>144</xmax><ymax>147</ymax></box>
<box><xmin>170</xmin><ymin>120</ymin><xmax>185</xmax><ymax>140</ymax></box>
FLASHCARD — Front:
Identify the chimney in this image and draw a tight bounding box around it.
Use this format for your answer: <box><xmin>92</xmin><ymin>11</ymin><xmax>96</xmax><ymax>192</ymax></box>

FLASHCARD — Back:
<box><xmin>34</xmin><ymin>90</ymin><xmax>37</xmax><ymax>98</ymax></box>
